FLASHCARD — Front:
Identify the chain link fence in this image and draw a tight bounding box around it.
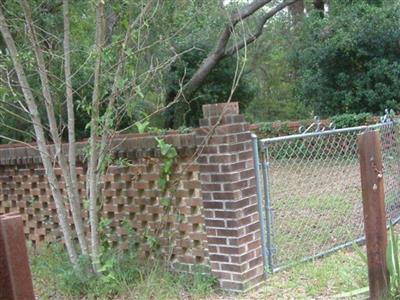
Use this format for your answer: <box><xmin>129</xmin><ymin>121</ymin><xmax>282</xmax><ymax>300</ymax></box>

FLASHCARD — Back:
<box><xmin>253</xmin><ymin>121</ymin><xmax>400</xmax><ymax>272</ymax></box>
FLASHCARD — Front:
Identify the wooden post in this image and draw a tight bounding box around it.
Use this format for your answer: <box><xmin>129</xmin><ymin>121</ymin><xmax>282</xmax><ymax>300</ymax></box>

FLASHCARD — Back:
<box><xmin>0</xmin><ymin>213</ymin><xmax>35</xmax><ymax>300</ymax></box>
<box><xmin>358</xmin><ymin>130</ymin><xmax>389</xmax><ymax>300</ymax></box>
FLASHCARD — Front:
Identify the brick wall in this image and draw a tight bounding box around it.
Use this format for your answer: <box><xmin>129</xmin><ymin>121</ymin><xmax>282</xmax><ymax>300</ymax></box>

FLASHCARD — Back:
<box><xmin>0</xmin><ymin>133</ymin><xmax>208</xmax><ymax>273</ymax></box>
<box><xmin>0</xmin><ymin>102</ymin><xmax>264</xmax><ymax>292</ymax></box>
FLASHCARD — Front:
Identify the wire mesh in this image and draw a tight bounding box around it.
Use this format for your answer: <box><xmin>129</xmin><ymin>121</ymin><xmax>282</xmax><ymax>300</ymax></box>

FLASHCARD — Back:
<box><xmin>257</xmin><ymin>122</ymin><xmax>400</xmax><ymax>271</ymax></box>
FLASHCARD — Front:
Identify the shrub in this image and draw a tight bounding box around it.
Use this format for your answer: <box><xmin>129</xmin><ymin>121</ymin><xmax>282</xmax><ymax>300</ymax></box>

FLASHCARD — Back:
<box><xmin>292</xmin><ymin>1</ymin><xmax>400</xmax><ymax>116</ymax></box>
<box><xmin>331</xmin><ymin>113</ymin><xmax>373</xmax><ymax>129</ymax></box>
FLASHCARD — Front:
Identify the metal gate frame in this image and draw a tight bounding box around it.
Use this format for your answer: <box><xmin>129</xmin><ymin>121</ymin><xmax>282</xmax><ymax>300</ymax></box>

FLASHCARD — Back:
<box><xmin>252</xmin><ymin>121</ymin><xmax>400</xmax><ymax>273</ymax></box>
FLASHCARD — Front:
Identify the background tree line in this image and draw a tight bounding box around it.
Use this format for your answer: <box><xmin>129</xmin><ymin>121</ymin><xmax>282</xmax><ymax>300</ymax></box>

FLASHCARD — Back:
<box><xmin>2</xmin><ymin>0</ymin><xmax>399</xmax><ymax>144</ymax></box>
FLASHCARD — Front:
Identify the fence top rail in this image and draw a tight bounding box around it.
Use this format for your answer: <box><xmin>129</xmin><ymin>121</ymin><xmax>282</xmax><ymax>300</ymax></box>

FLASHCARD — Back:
<box><xmin>258</xmin><ymin>122</ymin><xmax>394</xmax><ymax>145</ymax></box>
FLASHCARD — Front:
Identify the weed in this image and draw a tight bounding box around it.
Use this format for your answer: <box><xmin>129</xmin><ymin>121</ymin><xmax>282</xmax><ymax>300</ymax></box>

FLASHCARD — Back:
<box><xmin>30</xmin><ymin>244</ymin><xmax>216</xmax><ymax>300</ymax></box>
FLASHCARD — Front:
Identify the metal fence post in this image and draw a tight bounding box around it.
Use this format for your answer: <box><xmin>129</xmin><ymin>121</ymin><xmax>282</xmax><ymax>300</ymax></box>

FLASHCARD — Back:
<box><xmin>260</xmin><ymin>142</ymin><xmax>274</xmax><ymax>271</ymax></box>
<box><xmin>251</xmin><ymin>134</ymin><xmax>268</xmax><ymax>274</ymax></box>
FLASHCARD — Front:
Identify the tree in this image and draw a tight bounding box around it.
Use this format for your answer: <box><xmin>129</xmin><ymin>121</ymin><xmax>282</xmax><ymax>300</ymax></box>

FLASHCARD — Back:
<box><xmin>0</xmin><ymin>0</ymin><xmax>299</xmax><ymax>274</ymax></box>
<box><xmin>292</xmin><ymin>0</ymin><xmax>400</xmax><ymax>116</ymax></box>
<box><xmin>313</xmin><ymin>0</ymin><xmax>325</xmax><ymax>17</ymax></box>
<box><xmin>289</xmin><ymin>0</ymin><xmax>304</xmax><ymax>25</ymax></box>
<box><xmin>164</xmin><ymin>44</ymin><xmax>255</xmax><ymax>128</ymax></box>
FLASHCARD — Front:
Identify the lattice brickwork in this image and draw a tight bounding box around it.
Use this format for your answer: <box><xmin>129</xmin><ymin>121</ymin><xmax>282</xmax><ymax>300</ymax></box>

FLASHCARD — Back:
<box><xmin>0</xmin><ymin>134</ymin><xmax>208</xmax><ymax>272</ymax></box>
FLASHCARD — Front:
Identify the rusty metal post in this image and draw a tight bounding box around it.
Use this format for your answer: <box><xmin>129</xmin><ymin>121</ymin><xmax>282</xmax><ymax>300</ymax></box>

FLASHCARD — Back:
<box><xmin>0</xmin><ymin>213</ymin><xmax>35</xmax><ymax>300</ymax></box>
<box><xmin>358</xmin><ymin>130</ymin><xmax>389</xmax><ymax>300</ymax></box>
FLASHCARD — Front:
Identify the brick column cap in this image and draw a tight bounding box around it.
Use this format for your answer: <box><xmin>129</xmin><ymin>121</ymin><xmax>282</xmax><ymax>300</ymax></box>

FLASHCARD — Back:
<box><xmin>202</xmin><ymin>102</ymin><xmax>239</xmax><ymax>118</ymax></box>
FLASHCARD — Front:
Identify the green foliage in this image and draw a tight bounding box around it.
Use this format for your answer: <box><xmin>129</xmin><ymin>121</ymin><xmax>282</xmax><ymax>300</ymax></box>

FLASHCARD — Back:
<box><xmin>144</xmin><ymin>233</ymin><xmax>160</xmax><ymax>251</ymax></box>
<box><xmin>387</xmin><ymin>222</ymin><xmax>400</xmax><ymax>298</ymax></box>
<box><xmin>177</xmin><ymin>126</ymin><xmax>193</xmax><ymax>134</ymax></box>
<box><xmin>164</xmin><ymin>44</ymin><xmax>256</xmax><ymax>128</ymax></box>
<box><xmin>31</xmin><ymin>244</ymin><xmax>216</xmax><ymax>299</ymax></box>
<box><xmin>135</xmin><ymin>120</ymin><xmax>150</xmax><ymax>134</ymax></box>
<box><xmin>244</xmin><ymin>14</ymin><xmax>310</xmax><ymax>124</ymax></box>
<box><xmin>155</xmin><ymin>137</ymin><xmax>177</xmax><ymax>192</ymax></box>
<box><xmin>114</xmin><ymin>157</ymin><xmax>133</xmax><ymax>168</ymax></box>
<box><xmin>257</xmin><ymin>121</ymin><xmax>296</xmax><ymax>137</ymax></box>
<box><xmin>263</xmin><ymin>250</ymin><xmax>367</xmax><ymax>298</ymax></box>
<box><xmin>292</xmin><ymin>0</ymin><xmax>400</xmax><ymax>116</ymax></box>
<box><xmin>331</xmin><ymin>113</ymin><xmax>373</xmax><ymax>129</ymax></box>
<box><xmin>0</xmin><ymin>1</ymin><xmax>229</xmax><ymax>144</ymax></box>
<box><xmin>31</xmin><ymin>244</ymin><xmax>140</xmax><ymax>298</ymax></box>
<box><xmin>343</xmin><ymin>223</ymin><xmax>400</xmax><ymax>299</ymax></box>
<box><xmin>257</xmin><ymin>112</ymin><xmax>379</xmax><ymax>138</ymax></box>
<box><xmin>160</xmin><ymin>196</ymin><xmax>172</xmax><ymax>208</ymax></box>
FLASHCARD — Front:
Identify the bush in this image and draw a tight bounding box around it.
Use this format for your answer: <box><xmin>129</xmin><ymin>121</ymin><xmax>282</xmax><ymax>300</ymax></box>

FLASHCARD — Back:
<box><xmin>331</xmin><ymin>112</ymin><xmax>373</xmax><ymax>129</ymax></box>
<box><xmin>292</xmin><ymin>0</ymin><xmax>400</xmax><ymax>116</ymax></box>
<box><xmin>256</xmin><ymin>112</ymin><xmax>381</xmax><ymax>138</ymax></box>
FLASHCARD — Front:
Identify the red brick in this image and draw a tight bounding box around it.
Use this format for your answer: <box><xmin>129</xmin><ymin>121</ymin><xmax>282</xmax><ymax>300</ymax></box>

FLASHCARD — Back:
<box><xmin>201</xmin><ymin>183</ymin><xmax>222</xmax><ymax>192</ymax></box>
<box><xmin>205</xmin><ymin>219</ymin><xmax>225</xmax><ymax>228</ymax></box>
<box><xmin>213</xmin><ymin>191</ymin><xmax>240</xmax><ymax>200</ymax></box>
<box><xmin>202</xmin><ymin>102</ymin><xmax>239</xmax><ymax>118</ymax></box>
<box><xmin>221</xmin><ymin>263</ymin><xmax>243</xmax><ymax>273</ymax></box>
<box><xmin>203</xmin><ymin>201</ymin><xmax>223</xmax><ymax>209</ymax></box>
<box><xmin>217</xmin><ymin>229</ymin><xmax>239</xmax><ymax>237</ymax></box>
<box><xmin>207</xmin><ymin>237</ymin><xmax>228</xmax><ymax>245</ymax></box>
<box><xmin>211</xmin><ymin>173</ymin><xmax>240</xmax><ymax>182</ymax></box>
<box><xmin>215</xmin><ymin>124</ymin><xmax>245</xmax><ymax>135</ymax></box>
<box><xmin>209</xmin><ymin>154</ymin><xmax>237</xmax><ymax>164</ymax></box>
<box><xmin>210</xmin><ymin>254</ymin><xmax>229</xmax><ymax>262</ymax></box>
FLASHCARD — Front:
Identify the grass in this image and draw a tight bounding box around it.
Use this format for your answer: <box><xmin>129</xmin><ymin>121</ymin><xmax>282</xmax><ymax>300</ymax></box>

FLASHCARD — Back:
<box><xmin>30</xmin><ymin>243</ymin><xmax>369</xmax><ymax>299</ymax></box>
<box><xmin>271</xmin><ymin>193</ymin><xmax>364</xmax><ymax>267</ymax></box>
<box><xmin>254</xmin><ymin>249</ymin><xmax>368</xmax><ymax>299</ymax></box>
<box><xmin>265</xmin><ymin>158</ymin><xmax>366</xmax><ymax>267</ymax></box>
<box><xmin>30</xmin><ymin>244</ymin><xmax>217</xmax><ymax>300</ymax></box>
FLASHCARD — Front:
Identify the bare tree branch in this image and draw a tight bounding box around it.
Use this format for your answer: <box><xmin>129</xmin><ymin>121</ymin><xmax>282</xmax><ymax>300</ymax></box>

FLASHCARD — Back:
<box><xmin>87</xmin><ymin>0</ymin><xmax>106</xmax><ymax>275</ymax></box>
<box><xmin>225</xmin><ymin>0</ymin><xmax>298</xmax><ymax>56</ymax></box>
<box><xmin>63</xmin><ymin>0</ymin><xmax>89</xmax><ymax>256</ymax></box>
<box><xmin>182</xmin><ymin>0</ymin><xmax>298</xmax><ymax>99</ymax></box>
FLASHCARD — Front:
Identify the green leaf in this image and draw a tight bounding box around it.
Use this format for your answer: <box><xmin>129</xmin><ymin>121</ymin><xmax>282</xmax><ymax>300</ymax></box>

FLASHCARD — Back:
<box><xmin>352</xmin><ymin>240</ymin><xmax>367</xmax><ymax>264</ymax></box>
<box><xmin>163</xmin><ymin>159</ymin><xmax>174</xmax><ymax>173</ymax></box>
<box><xmin>135</xmin><ymin>121</ymin><xmax>149</xmax><ymax>134</ymax></box>
<box><xmin>166</xmin><ymin>147</ymin><xmax>177</xmax><ymax>159</ymax></box>
<box><xmin>160</xmin><ymin>197</ymin><xmax>171</xmax><ymax>207</ymax></box>
<box><xmin>160</xmin><ymin>144</ymin><xmax>172</xmax><ymax>156</ymax></box>
<box><xmin>159</xmin><ymin>178</ymin><xmax>167</xmax><ymax>191</ymax></box>
<box><xmin>387</xmin><ymin>221</ymin><xmax>400</xmax><ymax>290</ymax></box>
<box><xmin>332</xmin><ymin>286</ymin><xmax>369</xmax><ymax>298</ymax></box>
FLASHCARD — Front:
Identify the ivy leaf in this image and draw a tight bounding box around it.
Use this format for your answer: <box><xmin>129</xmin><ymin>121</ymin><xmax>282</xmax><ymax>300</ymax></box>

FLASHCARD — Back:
<box><xmin>135</xmin><ymin>121</ymin><xmax>150</xmax><ymax>134</ymax></box>
<box><xmin>159</xmin><ymin>177</ymin><xmax>167</xmax><ymax>191</ymax></box>
<box><xmin>163</xmin><ymin>159</ymin><xmax>174</xmax><ymax>173</ymax></box>
<box><xmin>166</xmin><ymin>147</ymin><xmax>177</xmax><ymax>159</ymax></box>
<box><xmin>160</xmin><ymin>197</ymin><xmax>171</xmax><ymax>207</ymax></box>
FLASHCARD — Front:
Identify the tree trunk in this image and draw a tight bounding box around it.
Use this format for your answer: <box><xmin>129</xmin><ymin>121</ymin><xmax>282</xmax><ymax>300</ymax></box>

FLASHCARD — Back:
<box><xmin>21</xmin><ymin>0</ymin><xmax>88</xmax><ymax>257</ymax></box>
<box><xmin>87</xmin><ymin>0</ymin><xmax>106</xmax><ymax>275</ymax></box>
<box><xmin>289</xmin><ymin>0</ymin><xmax>304</xmax><ymax>25</ymax></box>
<box><xmin>0</xmin><ymin>5</ymin><xmax>79</xmax><ymax>267</ymax></box>
<box><xmin>63</xmin><ymin>0</ymin><xmax>89</xmax><ymax>256</ymax></box>
<box><xmin>313</xmin><ymin>0</ymin><xmax>324</xmax><ymax>17</ymax></box>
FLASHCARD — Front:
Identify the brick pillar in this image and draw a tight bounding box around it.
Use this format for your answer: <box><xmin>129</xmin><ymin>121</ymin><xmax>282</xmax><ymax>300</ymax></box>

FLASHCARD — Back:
<box><xmin>196</xmin><ymin>102</ymin><xmax>264</xmax><ymax>292</ymax></box>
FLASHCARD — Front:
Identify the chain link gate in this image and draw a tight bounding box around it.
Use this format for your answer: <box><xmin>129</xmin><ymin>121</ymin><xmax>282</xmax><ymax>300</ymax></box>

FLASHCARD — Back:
<box><xmin>252</xmin><ymin>117</ymin><xmax>400</xmax><ymax>272</ymax></box>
